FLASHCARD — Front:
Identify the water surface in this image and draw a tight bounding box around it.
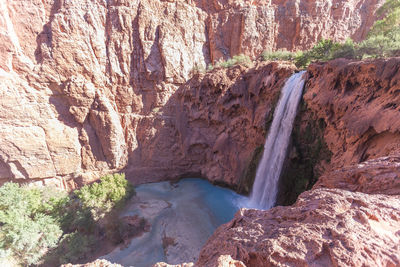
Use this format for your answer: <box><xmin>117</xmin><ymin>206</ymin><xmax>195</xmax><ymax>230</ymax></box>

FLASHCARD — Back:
<box><xmin>103</xmin><ymin>178</ymin><xmax>246</xmax><ymax>267</ymax></box>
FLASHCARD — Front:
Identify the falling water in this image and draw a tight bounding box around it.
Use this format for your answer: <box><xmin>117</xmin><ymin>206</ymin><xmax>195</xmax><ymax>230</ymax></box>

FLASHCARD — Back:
<box><xmin>248</xmin><ymin>71</ymin><xmax>306</xmax><ymax>209</ymax></box>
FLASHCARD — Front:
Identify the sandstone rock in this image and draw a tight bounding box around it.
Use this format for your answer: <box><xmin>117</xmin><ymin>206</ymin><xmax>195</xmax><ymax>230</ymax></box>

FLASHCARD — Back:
<box><xmin>197</xmin><ymin>0</ymin><xmax>384</xmax><ymax>62</ymax></box>
<box><xmin>126</xmin><ymin>62</ymin><xmax>295</xmax><ymax>187</ymax></box>
<box><xmin>0</xmin><ymin>0</ymin><xmax>386</xmax><ymax>185</ymax></box>
<box><xmin>314</xmin><ymin>155</ymin><xmax>400</xmax><ymax>195</ymax></box>
<box><xmin>153</xmin><ymin>255</ymin><xmax>245</xmax><ymax>267</ymax></box>
<box><xmin>305</xmin><ymin>58</ymin><xmax>400</xmax><ymax>173</ymax></box>
<box><xmin>197</xmin><ymin>188</ymin><xmax>400</xmax><ymax>267</ymax></box>
<box><xmin>0</xmin><ymin>74</ymin><xmax>81</xmax><ymax>185</ymax></box>
<box><xmin>217</xmin><ymin>255</ymin><xmax>246</xmax><ymax>267</ymax></box>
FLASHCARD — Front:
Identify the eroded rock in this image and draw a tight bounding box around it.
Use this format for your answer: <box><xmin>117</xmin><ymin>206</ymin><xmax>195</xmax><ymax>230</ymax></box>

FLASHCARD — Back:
<box><xmin>0</xmin><ymin>0</ymin><xmax>386</xmax><ymax>186</ymax></box>
<box><xmin>197</xmin><ymin>188</ymin><xmax>400</xmax><ymax>267</ymax></box>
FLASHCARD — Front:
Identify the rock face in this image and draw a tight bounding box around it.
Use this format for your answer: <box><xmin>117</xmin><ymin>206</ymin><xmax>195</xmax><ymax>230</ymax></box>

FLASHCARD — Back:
<box><xmin>305</xmin><ymin>58</ymin><xmax>400</xmax><ymax>172</ymax></box>
<box><xmin>126</xmin><ymin>62</ymin><xmax>294</xmax><ymax>186</ymax></box>
<box><xmin>314</xmin><ymin>155</ymin><xmax>400</xmax><ymax>195</ymax></box>
<box><xmin>197</xmin><ymin>187</ymin><xmax>400</xmax><ymax>267</ymax></box>
<box><xmin>61</xmin><ymin>259</ymin><xmax>122</xmax><ymax>267</ymax></box>
<box><xmin>192</xmin><ymin>58</ymin><xmax>400</xmax><ymax>267</ymax></box>
<box><xmin>0</xmin><ymin>0</ymin><xmax>384</xmax><ymax>187</ymax></box>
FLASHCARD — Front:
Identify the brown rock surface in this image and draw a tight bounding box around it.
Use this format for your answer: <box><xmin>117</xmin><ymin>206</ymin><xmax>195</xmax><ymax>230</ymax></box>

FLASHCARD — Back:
<box><xmin>126</xmin><ymin>62</ymin><xmax>295</xmax><ymax>186</ymax></box>
<box><xmin>0</xmin><ymin>0</ymin><xmax>385</xmax><ymax>186</ymax></box>
<box><xmin>197</xmin><ymin>188</ymin><xmax>400</xmax><ymax>267</ymax></box>
<box><xmin>61</xmin><ymin>259</ymin><xmax>122</xmax><ymax>267</ymax></box>
<box><xmin>153</xmin><ymin>262</ymin><xmax>194</xmax><ymax>267</ymax></box>
<box><xmin>190</xmin><ymin>58</ymin><xmax>400</xmax><ymax>267</ymax></box>
<box><xmin>314</xmin><ymin>155</ymin><xmax>400</xmax><ymax>195</ymax></box>
<box><xmin>305</xmin><ymin>58</ymin><xmax>400</xmax><ymax>173</ymax></box>
<box><xmin>153</xmin><ymin>255</ymin><xmax>246</xmax><ymax>267</ymax></box>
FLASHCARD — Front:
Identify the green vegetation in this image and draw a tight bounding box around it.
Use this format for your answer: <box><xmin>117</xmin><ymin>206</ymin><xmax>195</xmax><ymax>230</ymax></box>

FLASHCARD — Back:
<box><xmin>261</xmin><ymin>50</ymin><xmax>298</xmax><ymax>61</ymax></box>
<box><xmin>207</xmin><ymin>54</ymin><xmax>252</xmax><ymax>71</ymax></box>
<box><xmin>0</xmin><ymin>173</ymin><xmax>134</xmax><ymax>266</ymax></box>
<box><xmin>76</xmin><ymin>173</ymin><xmax>134</xmax><ymax>220</ymax></box>
<box><xmin>0</xmin><ymin>183</ymin><xmax>63</xmax><ymax>266</ymax></box>
<box><xmin>261</xmin><ymin>0</ymin><xmax>400</xmax><ymax>68</ymax></box>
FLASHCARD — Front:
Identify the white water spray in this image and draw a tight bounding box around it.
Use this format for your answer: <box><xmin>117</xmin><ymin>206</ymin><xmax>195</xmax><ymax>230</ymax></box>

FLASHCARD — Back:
<box><xmin>248</xmin><ymin>71</ymin><xmax>306</xmax><ymax>209</ymax></box>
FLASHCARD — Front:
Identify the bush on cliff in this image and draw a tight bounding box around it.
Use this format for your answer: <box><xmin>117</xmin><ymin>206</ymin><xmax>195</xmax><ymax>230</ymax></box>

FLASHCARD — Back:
<box><xmin>295</xmin><ymin>0</ymin><xmax>400</xmax><ymax>67</ymax></box>
<box><xmin>208</xmin><ymin>54</ymin><xmax>252</xmax><ymax>71</ymax></box>
<box><xmin>76</xmin><ymin>173</ymin><xmax>134</xmax><ymax>220</ymax></box>
<box><xmin>293</xmin><ymin>39</ymin><xmax>357</xmax><ymax>68</ymax></box>
<box><xmin>260</xmin><ymin>0</ymin><xmax>399</xmax><ymax>68</ymax></box>
<box><xmin>0</xmin><ymin>173</ymin><xmax>134</xmax><ymax>265</ymax></box>
<box><xmin>359</xmin><ymin>0</ymin><xmax>400</xmax><ymax>58</ymax></box>
<box><xmin>261</xmin><ymin>50</ymin><xmax>297</xmax><ymax>61</ymax></box>
<box><xmin>46</xmin><ymin>173</ymin><xmax>135</xmax><ymax>264</ymax></box>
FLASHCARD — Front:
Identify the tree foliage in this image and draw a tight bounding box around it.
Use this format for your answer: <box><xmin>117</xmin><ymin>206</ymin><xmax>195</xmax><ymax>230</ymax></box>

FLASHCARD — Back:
<box><xmin>0</xmin><ymin>183</ymin><xmax>63</xmax><ymax>265</ymax></box>
<box><xmin>0</xmin><ymin>173</ymin><xmax>134</xmax><ymax>266</ymax></box>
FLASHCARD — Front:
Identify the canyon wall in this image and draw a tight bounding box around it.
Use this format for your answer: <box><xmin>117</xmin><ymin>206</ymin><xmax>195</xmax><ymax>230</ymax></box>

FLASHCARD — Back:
<box><xmin>0</xmin><ymin>0</ymin><xmax>384</xmax><ymax>187</ymax></box>
<box><xmin>191</xmin><ymin>58</ymin><xmax>400</xmax><ymax>267</ymax></box>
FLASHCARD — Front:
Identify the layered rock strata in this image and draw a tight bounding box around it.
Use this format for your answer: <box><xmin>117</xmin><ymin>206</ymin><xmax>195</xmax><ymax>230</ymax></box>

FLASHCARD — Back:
<box><xmin>0</xmin><ymin>0</ymin><xmax>384</xmax><ymax>187</ymax></box>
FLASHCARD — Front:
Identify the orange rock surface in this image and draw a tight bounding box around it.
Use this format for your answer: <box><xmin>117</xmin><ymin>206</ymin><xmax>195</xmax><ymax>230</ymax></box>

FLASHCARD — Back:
<box><xmin>0</xmin><ymin>0</ymin><xmax>384</xmax><ymax>186</ymax></box>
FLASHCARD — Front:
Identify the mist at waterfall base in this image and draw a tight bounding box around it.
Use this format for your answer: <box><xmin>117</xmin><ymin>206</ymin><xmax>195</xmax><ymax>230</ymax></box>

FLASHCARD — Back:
<box><xmin>103</xmin><ymin>72</ymin><xmax>306</xmax><ymax>266</ymax></box>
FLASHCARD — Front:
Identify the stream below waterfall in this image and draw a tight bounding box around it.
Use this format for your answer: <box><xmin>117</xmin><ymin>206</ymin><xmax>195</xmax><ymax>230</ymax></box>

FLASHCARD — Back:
<box><xmin>103</xmin><ymin>178</ymin><xmax>246</xmax><ymax>267</ymax></box>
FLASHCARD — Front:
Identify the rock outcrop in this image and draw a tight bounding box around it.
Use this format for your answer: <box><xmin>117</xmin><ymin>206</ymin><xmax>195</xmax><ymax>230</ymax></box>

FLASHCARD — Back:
<box><xmin>126</xmin><ymin>62</ymin><xmax>294</xmax><ymax>187</ymax></box>
<box><xmin>0</xmin><ymin>0</ymin><xmax>384</xmax><ymax>187</ymax></box>
<box><xmin>315</xmin><ymin>155</ymin><xmax>400</xmax><ymax>195</ymax></box>
<box><xmin>197</xmin><ymin>187</ymin><xmax>400</xmax><ymax>267</ymax></box>
<box><xmin>191</xmin><ymin>58</ymin><xmax>400</xmax><ymax>266</ymax></box>
<box><xmin>305</xmin><ymin>58</ymin><xmax>400</xmax><ymax>173</ymax></box>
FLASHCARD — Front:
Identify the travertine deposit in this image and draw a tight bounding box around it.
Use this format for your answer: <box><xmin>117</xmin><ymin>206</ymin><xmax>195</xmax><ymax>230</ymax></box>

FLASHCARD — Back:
<box><xmin>0</xmin><ymin>0</ymin><xmax>384</xmax><ymax>187</ymax></box>
<box><xmin>305</xmin><ymin>58</ymin><xmax>400</xmax><ymax>172</ymax></box>
<box><xmin>314</xmin><ymin>155</ymin><xmax>400</xmax><ymax>195</ymax></box>
<box><xmin>197</xmin><ymin>188</ymin><xmax>400</xmax><ymax>267</ymax></box>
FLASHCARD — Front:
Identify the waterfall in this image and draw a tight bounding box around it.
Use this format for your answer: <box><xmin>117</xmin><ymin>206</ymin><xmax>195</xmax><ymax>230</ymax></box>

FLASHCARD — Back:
<box><xmin>248</xmin><ymin>71</ymin><xmax>306</xmax><ymax>209</ymax></box>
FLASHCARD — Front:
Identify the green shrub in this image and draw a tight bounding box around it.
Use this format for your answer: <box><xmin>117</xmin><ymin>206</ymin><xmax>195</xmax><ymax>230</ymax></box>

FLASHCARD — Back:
<box><xmin>209</xmin><ymin>54</ymin><xmax>252</xmax><ymax>70</ymax></box>
<box><xmin>49</xmin><ymin>231</ymin><xmax>96</xmax><ymax>264</ymax></box>
<box><xmin>368</xmin><ymin>0</ymin><xmax>400</xmax><ymax>37</ymax></box>
<box><xmin>359</xmin><ymin>27</ymin><xmax>400</xmax><ymax>58</ymax></box>
<box><xmin>294</xmin><ymin>39</ymin><xmax>342</xmax><ymax>68</ymax></box>
<box><xmin>330</xmin><ymin>39</ymin><xmax>356</xmax><ymax>59</ymax></box>
<box><xmin>360</xmin><ymin>0</ymin><xmax>400</xmax><ymax>58</ymax></box>
<box><xmin>307</xmin><ymin>39</ymin><xmax>336</xmax><ymax>61</ymax></box>
<box><xmin>75</xmin><ymin>173</ymin><xmax>134</xmax><ymax>220</ymax></box>
<box><xmin>0</xmin><ymin>173</ymin><xmax>134</xmax><ymax>266</ymax></box>
<box><xmin>190</xmin><ymin>63</ymin><xmax>206</xmax><ymax>75</ymax></box>
<box><xmin>261</xmin><ymin>50</ymin><xmax>297</xmax><ymax>61</ymax></box>
<box><xmin>0</xmin><ymin>183</ymin><xmax>63</xmax><ymax>266</ymax></box>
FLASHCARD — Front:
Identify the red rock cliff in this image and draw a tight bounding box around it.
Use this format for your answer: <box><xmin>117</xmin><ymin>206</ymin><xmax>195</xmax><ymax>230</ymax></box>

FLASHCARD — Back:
<box><xmin>0</xmin><ymin>0</ymin><xmax>384</xmax><ymax>187</ymax></box>
<box><xmin>191</xmin><ymin>57</ymin><xmax>400</xmax><ymax>267</ymax></box>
